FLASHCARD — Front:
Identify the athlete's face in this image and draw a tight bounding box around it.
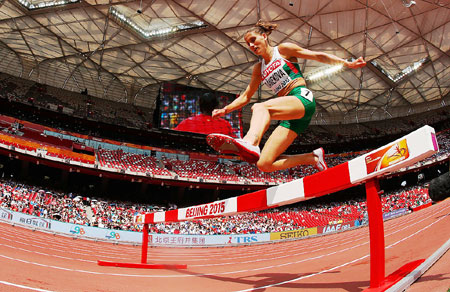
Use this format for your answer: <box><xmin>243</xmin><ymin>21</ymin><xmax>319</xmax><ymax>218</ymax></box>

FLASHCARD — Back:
<box><xmin>244</xmin><ymin>31</ymin><xmax>267</xmax><ymax>55</ymax></box>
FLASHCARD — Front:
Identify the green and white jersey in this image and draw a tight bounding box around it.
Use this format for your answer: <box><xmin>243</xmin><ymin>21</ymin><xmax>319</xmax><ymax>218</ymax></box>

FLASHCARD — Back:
<box><xmin>260</xmin><ymin>46</ymin><xmax>304</xmax><ymax>95</ymax></box>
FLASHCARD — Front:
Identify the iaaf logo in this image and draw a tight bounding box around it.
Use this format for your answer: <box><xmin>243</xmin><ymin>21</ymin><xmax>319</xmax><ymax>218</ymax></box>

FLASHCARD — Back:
<box><xmin>262</xmin><ymin>60</ymin><xmax>282</xmax><ymax>79</ymax></box>
<box><xmin>322</xmin><ymin>223</ymin><xmax>351</xmax><ymax>234</ymax></box>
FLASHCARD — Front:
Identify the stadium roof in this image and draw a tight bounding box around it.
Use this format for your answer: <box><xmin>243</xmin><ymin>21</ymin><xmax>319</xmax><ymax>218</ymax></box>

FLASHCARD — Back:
<box><xmin>0</xmin><ymin>0</ymin><xmax>448</xmax><ymax>125</ymax></box>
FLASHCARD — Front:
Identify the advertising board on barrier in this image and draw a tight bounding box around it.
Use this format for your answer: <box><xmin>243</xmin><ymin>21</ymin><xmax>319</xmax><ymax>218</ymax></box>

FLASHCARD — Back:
<box><xmin>318</xmin><ymin>221</ymin><xmax>355</xmax><ymax>234</ymax></box>
<box><xmin>383</xmin><ymin>208</ymin><xmax>408</xmax><ymax>220</ymax></box>
<box><xmin>365</xmin><ymin>139</ymin><xmax>410</xmax><ymax>175</ymax></box>
<box><xmin>18</xmin><ymin>216</ymin><xmax>52</xmax><ymax>230</ymax></box>
<box><xmin>270</xmin><ymin>227</ymin><xmax>317</xmax><ymax>240</ymax></box>
<box><xmin>150</xmin><ymin>234</ymin><xmax>205</xmax><ymax>246</ymax></box>
<box><xmin>69</xmin><ymin>225</ymin><xmax>86</xmax><ymax>236</ymax></box>
<box><xmin>0</xmin><ymin>208</ymin><xmax>142</xmax><ymax>243</ymax></box>
<box><xmin>231</xmin><ymin>234</ymin><xmax>260</xmax><ymax>244</ymax></box>
<box><xmin>0</xmin><ymin>208</ymin><xmax>366</xmax><ymax>246</ymax></box>
<box><xmin>180</xmin><ymin>198</ymin><xmax>235</xmax><ymax>221</ymax></box>
<box><xmin>5</xmin><ymin>210</ymin><xmax>53</xmax><ymax>230</ymax></box>
<box><xmin>0</xmin><ymin>208</ymin><xmax>272</xmax><ymax>246</ymax></box>
<box><xmin>0</xmin><ymin>208</ymin><xmax>13</xmax><ymax>221</ymax></box>
<box><xmin>148</xmin><ymin>233</ymin><xmax>271</xmax><ymax>246</ymax></box>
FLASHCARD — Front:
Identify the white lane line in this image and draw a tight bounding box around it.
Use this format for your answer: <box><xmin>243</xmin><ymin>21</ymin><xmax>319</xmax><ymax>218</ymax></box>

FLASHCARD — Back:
<box><xmin>0</xmin><ymin>280</ymin><xmax>55</xmax><ymax>292</ymax></box>
<box><xmin>0</xmin><ymin>242</ymin><xmax>96</xmax><ymax>263</ymax></box>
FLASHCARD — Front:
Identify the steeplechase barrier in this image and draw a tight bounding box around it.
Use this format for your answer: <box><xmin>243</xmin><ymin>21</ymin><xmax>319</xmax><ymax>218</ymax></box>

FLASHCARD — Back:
<box><xmin>101</xmin><ymin>125</ymin><xmax>439</xmax><ymax>290</ymax></box>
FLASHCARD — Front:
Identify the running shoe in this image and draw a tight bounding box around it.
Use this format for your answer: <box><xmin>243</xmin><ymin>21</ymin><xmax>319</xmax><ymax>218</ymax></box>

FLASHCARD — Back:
<box><xmin>207</xmin><ymin>133</ymin><xmax>260</xmax><ymax>163</ymax></box>
<box><xmin>313</xmin><ymin>147</ymin><xmax>328</xmax><ymax>172</ymax></box>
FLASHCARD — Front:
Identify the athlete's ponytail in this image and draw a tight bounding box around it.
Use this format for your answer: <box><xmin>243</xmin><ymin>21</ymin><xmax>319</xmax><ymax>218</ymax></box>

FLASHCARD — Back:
<box><xmin>248</xmin><ymin>20</ymin><xmax>278</xmax><ymax>36</ymax></box>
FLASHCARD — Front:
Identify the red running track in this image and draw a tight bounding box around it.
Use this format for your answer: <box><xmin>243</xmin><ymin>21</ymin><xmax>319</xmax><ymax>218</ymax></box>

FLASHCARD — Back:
<box><xmin>0</xmin><ymin>200</ymin><xmax>449</xmax><ymax>292</ymax></box>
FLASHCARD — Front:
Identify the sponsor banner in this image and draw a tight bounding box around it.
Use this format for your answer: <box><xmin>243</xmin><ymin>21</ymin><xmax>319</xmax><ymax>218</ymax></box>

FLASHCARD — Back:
<box><xmin>383</xmin><ymin>208</ymin><xmax>408</xmax><ymax>220</ymax></box>
<box><xmin>0</xmin><ymin>208</ymin><xmax>142</xmax><ymax>243</ymax></box>
<box><xmin>229</xmin><ymin>234</ymin><xmax>269</xmax><ymax>244</ymax></box>
<box><xmin>38</xmin><ymin>220</ymin><xmax>142</xmax><ymax>243</ymax></box>
<box><xmin>9</xmin><ymin>211</ymin><xmax>52</xmax><ymax>230</ymax></box>
<box><xmin>365</xmin><ymin>139</ymin><xmax>410</xmax><ymax>175</ymax></box>
<box><xmin>149</xmin><ymin>233</ymin><xmax>270</xmax><ymax>246</ymax></box>
<box><xmin>0</xmin><ymin>208</ymin><xmax>272</xmax><ymax>246</ymax></box>
<box><xmin>179</xmin><ymin>198</ymin><xmax>237</xmax><ymax>221</ymax></box>
<box><xmin>318</xmin><ymin>221</ymin><xmax>355</xmax><ymax>234</ymax></box>
<box><xmin>0</xmin><ymin>208</ymin><xmax>13</xmax><ymax>221</ymax></box>
<box><xmin>270</xmin><ymin>227</ymin><xmax>317</xmax><ymax>241</ymax></box>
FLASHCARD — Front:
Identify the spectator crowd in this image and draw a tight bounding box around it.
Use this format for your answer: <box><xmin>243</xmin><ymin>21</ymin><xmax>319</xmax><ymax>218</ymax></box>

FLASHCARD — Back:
<box><xmin>0</xmin><ymin>179</ymin><xmax>431</xmax><ymax>235</ymax></box>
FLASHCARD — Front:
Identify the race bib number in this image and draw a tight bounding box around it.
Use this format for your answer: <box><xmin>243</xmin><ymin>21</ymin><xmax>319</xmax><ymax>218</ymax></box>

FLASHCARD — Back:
<box><xmin>300</xmin><ymin>88</ymin><xmax>313</xmax><ymax>102</ymax></box>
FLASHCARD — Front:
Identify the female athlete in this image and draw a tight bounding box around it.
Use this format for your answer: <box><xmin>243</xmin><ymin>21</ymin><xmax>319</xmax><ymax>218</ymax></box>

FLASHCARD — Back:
<box><xmin>207</xmin><ymin>20</ymin><xmax>366</xmax><ymax>173</ymax></box>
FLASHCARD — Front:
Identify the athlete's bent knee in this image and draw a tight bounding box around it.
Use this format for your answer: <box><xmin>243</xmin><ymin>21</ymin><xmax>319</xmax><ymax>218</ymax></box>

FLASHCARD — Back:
<box><xmin>256</xmin><ymin>159</ymin><xmax>275</xmax><ymax>173</ymax></box>
<box><xmin>251</xmin><ymin>102</ymin><xmax>266</xmax><ymax>113</ymax></box>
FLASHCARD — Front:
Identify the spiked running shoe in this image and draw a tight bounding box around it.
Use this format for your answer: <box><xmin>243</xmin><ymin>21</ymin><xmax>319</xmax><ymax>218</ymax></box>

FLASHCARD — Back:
<box><xmin>313</xmin><ymin>147</ymin><xmax>328</xmax><ymax>172</ymax></box>
<box><xmin>207</xmin><ymin>133</ymin><xmax>260</xmax><ymax>163</ymax></box>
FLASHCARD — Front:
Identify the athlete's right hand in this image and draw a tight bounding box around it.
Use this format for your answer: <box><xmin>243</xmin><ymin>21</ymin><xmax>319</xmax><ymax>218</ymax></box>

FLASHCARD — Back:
<box><xmin>212</xmin><ymin>108</ymin><xmax>227</xmax><ymax>119</ymax></box>
<box><xmin>346</xmin><ymin>57</ymin><xmax>366</xmax><ymax>69</ymax></box>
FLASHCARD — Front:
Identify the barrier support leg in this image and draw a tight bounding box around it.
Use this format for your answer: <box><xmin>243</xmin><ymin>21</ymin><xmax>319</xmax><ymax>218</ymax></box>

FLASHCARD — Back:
<box><xmin>141</xmin><ymin>223</ymin><xmax>149</xmax><ymax>264</ymax></box>
<box><xmin>365</xmin><ymin>178</ymin><xmax>385</xmax><ymax>288</ymax></box>
<box><xmin>97</xmin><ymin>223</ymin><xmax>187</xmax><ymax>269</ymax></box>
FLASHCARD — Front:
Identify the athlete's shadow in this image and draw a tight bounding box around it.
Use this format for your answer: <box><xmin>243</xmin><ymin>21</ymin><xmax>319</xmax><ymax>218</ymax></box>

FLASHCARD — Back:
<box><xmin>435</xmin><ymin>212</ymin><xmax>449</xmax><ymax>219</ymax></box>
<box><xmin>413</xmin><ymin>273</ymin><xmax>450</xmax><ymax>282</ymax></box>
<box><xmin>176</xmin><ymin>268</ymin><xmax>370</xmax><ymax>291</ymax></box>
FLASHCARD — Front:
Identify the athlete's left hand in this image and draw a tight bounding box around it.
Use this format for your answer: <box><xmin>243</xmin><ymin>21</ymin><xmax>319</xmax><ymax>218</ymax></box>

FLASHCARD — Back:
<box><xmin>345</xmin><ymin>57</ymin><xmax>366</xmax><ymax>69</ymax></box>
<box><xmin>212</xmin><ymin>108</ymin><xmax>226</xmax><ymax>119</ymax></box>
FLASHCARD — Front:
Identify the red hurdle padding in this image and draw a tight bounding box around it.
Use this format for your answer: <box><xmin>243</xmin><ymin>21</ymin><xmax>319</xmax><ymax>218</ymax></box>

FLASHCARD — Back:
<box><xmin>97</xmin><ymin>260</ymin><xmax>187</xmax><ymax>269</ymax></box>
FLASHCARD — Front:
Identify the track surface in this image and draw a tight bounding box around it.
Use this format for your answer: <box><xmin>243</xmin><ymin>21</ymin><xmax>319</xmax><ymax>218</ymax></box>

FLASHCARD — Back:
<box><xmin>0</xmin><ymin>200</ymin><xmax>449</xmax><ymax>292</ymax></box>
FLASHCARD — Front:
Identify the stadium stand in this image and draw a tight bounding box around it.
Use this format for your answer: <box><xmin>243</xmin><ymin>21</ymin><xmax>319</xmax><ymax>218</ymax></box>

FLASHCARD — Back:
<box><xmin>96</xmin><ymin>148</ymin><xmax>172</xmax><ymax>176</ymax></box>
<box><xmin>0</xmin><ymin>72</ymin><xmax>448</xmax><ymax>237</ymax></box>
<box><xmin>0</xmin><ymin>178</ymin><xmax>431</xmax><ymax>234</ymax></box>
<box><xmin>0</xmin><ymin>117</ymin><xmax>449</xmax><ymax>184</ymax></box>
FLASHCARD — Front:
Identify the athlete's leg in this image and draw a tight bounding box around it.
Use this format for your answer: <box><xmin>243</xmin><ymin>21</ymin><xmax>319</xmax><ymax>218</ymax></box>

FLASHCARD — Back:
<box><xmin>243</xmin><ymin>95</ymin><xmax>306</xmax><ymax>146</ymax></box>
<box><xmin>256</xmin><ymin>126</ymin><xmax>317</xmax><ymax>172</ymax></box>
<box><xmin>207</xmin><ymin>94</ymin><xmax>324</xmax><ymax>166</ymax></box>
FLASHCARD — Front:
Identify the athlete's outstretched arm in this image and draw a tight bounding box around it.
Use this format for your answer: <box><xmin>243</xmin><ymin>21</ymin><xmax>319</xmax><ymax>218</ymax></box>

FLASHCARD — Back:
<box><xmin>279</xmin><ymin>43</ymin><xmax>366</xmax><ymax>69</ymax></box>
<box><xmin>212</xmin><ymin>63</ymin><xmax>262</xmax><ymax>119</ymax></box>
